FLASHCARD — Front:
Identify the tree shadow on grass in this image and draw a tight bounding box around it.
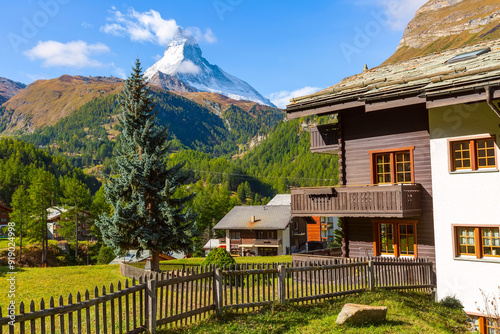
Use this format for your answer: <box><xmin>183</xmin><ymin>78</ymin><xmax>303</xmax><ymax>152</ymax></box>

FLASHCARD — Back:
<box><xmin>0</xmin><ymin>266</ymin><xmax>26</xmax><ymax>277</ymax></box>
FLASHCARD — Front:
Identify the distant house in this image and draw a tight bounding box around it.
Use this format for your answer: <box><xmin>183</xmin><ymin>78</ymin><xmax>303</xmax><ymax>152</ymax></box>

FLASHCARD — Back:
<box><xmin>214</xmin><ymin>196</ymin><xmax>306</xmax><ymax>256</ymax></box>
<box><xmin>286</xmin><ymin>39</ymin><xmax>500</xmax><ymax>332</ymax></box>
<box><xmin>46</xmin><ymin>207</ymin><xmax>68</xmax><ymax>240</ymax></box>
<box><xmin>267</xmin><ymin>195</ymin><xmax>338</xmax><ymax>251</ymax></box>
<box><xmin>0</xmin><ymin>203</ymin><xmax>12</xmax><ymax>236</ymax></box>
<box><xmin>202</xmin><ymin>238</ymin><xmax>220</xmax><ymax>255</ymax></box>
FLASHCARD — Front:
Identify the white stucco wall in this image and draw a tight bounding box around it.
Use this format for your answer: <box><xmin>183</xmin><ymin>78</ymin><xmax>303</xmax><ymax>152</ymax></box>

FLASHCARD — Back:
<box><xmin>429</xmin><ymin>102</ymin><xmax>500</xmax><ymax>314</ymax></box>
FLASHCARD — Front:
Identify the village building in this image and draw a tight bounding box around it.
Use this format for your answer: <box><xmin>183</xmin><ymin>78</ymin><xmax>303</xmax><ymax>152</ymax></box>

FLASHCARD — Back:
<box><xmin>286</xmin><ymin>40</ymin><xmax>500</xmax><ymax>332</ymax></box>
<box><xmin>0</xmin><ymin>203</ymin><xmax>12</xmax><ymax>236</ymax></box>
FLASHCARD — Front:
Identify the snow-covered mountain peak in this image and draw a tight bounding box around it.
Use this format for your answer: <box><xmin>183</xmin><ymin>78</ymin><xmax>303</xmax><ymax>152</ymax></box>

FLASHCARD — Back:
<box><xmin>144</xmin><ymin>35</ymin><xmax>275</xmax><ymax>107</ymax></box>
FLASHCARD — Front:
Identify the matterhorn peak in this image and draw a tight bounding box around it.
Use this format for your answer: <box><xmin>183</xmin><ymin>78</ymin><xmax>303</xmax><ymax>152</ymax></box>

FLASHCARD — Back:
<box><xmin>144</xmin><ymin>34</ymin><xmax>274</xmax><ymax>107</ymax></box>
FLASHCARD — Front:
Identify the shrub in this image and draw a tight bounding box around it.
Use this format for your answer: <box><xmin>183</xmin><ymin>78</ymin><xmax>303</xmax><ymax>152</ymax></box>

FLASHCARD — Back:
<box><xmin>96</xmin><ymin>245</ymin><xmax>116</xmax><ymax>264</ymax></box>
<box><xmin>440</xmin><ymin>296</ymin><xmax>464</xmax><ymax>309</ymax></box>
<box><xmin>202</xmin><ymin>247</ymin><xmax>236</xmax><ymax>268</ymax></box>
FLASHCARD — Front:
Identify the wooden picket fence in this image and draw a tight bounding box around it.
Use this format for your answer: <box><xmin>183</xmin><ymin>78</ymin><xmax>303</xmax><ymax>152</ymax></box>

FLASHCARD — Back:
<box><xmin>0</xmin><ymin>259</ymin><xmax>435</xmax><ymax>333</ymax></box>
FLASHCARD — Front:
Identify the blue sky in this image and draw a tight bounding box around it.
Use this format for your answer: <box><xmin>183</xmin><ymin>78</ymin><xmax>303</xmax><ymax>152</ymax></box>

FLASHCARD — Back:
<box><xmin>0</xmin><ymin>0</ymin><xmax>427</xmax><ymax>108</ymax></box>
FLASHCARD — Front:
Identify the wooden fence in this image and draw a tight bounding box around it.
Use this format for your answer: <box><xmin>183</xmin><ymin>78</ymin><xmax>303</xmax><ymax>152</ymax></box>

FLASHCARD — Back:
<box><xmin>0</xmin><ymin>260</ymin><xmax>434</xmax><ymax>333</ymax></box>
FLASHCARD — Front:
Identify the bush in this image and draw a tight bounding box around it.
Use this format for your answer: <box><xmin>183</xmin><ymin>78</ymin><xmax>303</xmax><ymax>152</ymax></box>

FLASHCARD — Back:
<box><xmin>202</xmin><ymin>247</ymin><xmax>236</xmax><ymax>268</ymax></box>
<box><xmin>439</xmin><ymin>296</ymin><xmax>464</xmax><ymax>309</ymax></box>
<box><xmin>96</xmin><ymin>245</ymin><xmax>116</xmax><ymax>264</ymax></box>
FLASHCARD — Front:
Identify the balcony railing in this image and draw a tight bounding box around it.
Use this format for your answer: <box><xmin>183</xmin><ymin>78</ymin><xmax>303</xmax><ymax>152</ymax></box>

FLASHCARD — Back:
<box><xmin>241</xmin><ymin>238</ymin><xmax>281</xmax><ymax>246</ymax></box>
<box><xmin>291</xmin><ymin>184</ymin><xmax>421</xmax><ymax>218</ymax></box>
<box><xmin>310</xmin><ymin>124</ymin><xmax>339</xmax><ymax>154</ymax></box>
<box><xmin>219</xmin><ymin>238</ymin><xmax>226</xmax><ymax>244</ymax></box>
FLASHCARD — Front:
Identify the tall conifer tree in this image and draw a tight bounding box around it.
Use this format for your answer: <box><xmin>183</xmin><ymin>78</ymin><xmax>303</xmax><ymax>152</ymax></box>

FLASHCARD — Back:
<box><xmin>96</xmin><ymin>59</ymin><xmax>198</xmax><ymax>271</ymax></box>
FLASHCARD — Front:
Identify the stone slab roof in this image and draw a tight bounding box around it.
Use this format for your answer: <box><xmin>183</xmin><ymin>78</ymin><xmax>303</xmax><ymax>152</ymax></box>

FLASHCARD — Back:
<box><xmin>288</xmin><ymin>39</ymin><xmax>500</xmax><ymax>109</ymax></box>
<box><xmin>213</xmin><ymin>205</ymin><xmax>291</xmax><ymax>230</ymax></box>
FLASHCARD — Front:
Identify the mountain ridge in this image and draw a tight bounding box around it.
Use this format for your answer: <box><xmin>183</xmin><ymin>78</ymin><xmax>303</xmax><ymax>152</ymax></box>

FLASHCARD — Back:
<box><xmin>0</xmin><ymin>77</ymin><xmax>26</xmax><ymax>105</ymax></box>
<box><xmin>384</xmin><ymin>0</ymin><xmax>500</xmax><ymax>64</ymax></box>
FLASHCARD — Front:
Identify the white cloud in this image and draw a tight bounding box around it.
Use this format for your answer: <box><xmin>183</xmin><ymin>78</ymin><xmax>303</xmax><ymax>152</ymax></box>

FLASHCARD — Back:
<box><xmin>24</xmin><ymin>40</ymin><xmax>110</xmax><ymax>68</ymax></box>
<box><xmin>376</xmin><ymin>0</ymin><xmax>428</xmax><ymax>31</ymax></box>
<box><xmin>269</xmin><ymin>87</ymin><xmax>321</xmax><ymax>109</ymax></box>
<box><xmin>111</xmin><ymin>63</ymin><xmax>126</xmax><ymax>79</ymax></box>
<box><xmin>101</xmin><ymin>8</ymin><xmax>217</xmax><ymax>45</ymax></box>
<box><xmin>177</xmin><ymin>60</ymin><xmax>201</xmax><ymax>74</ymax></box>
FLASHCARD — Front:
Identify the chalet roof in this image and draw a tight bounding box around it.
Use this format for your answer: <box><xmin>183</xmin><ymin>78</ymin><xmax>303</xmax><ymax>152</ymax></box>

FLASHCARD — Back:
<box><xmin>213</xmin><ymin>205</ymin><xmax>291</xmax><ymax>231</ymax></box>
<box><xmin>47</xmin><ymin>207</ymin><xmax>68</xmax><ymax>221</ymax></box>
<box><xmin>266</xmin><ymin>194</ymin><xmax>291</xmax><ymax>206</ymax></box>
<box><xmin>287</xmin><ymin>39</ymin><xmax>500</xmax><ymax>115</ymax></box>
<box><xmin>0</xmin><ymin>203</ymin><xmax>12</xmax><ymax>212</ymax></box>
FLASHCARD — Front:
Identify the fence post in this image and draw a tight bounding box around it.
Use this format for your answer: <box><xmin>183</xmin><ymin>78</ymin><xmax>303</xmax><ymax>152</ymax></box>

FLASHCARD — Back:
<box><xmin>147</xmin><ymin>279</ymin><xmax>157</xmax><ymax>333</ymax></box>
<box><xmin>214</xmin><ymin>267</ymin><xmax>223</xmax><ymax>315</ymax></box>
<box><xmin>277</xmin><ymin>265</ymin><xmax>286</xmax><ymax>304</ymax></box>
<box><xmin>367</xmin><ymin>260</ymin><xmax>375</xmax><ymax>291</ymax></box>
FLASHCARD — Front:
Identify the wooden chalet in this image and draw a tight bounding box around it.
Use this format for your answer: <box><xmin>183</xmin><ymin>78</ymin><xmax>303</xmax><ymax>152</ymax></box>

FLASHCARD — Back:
<box><xmin>0</xmin><ymin>203</ymin><xmax>12</xmax><ymax>235</ymax></box>
<box><xmin>287</xmin><ymin>39</ymin><xmax>500</xmax><ymax>331</ymax></box>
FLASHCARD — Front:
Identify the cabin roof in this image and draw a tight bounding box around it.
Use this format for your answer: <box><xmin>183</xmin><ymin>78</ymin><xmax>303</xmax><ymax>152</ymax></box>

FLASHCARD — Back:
<box><xmin>287</xmin><ymin>39</ymin><xmax>500</xmax><ymax>116</ymax></box>
<box><xmin>213</xmin><ymin>205</ymin><xmax>291</xmax><ymax>230</ymax></box>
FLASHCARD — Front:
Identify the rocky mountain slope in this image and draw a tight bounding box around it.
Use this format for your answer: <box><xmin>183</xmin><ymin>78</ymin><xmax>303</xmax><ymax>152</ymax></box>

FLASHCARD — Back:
<box><xmin>384</xmin><ymin>0</ymin><xmax>500</xmax><ymax>64</ymax></box>
<box><xmin>144</xmin><ymin>35</ymin><xmax>274</xmax><ymax>107</ymax></box>
<box><xmin>0</xmin><ymin>77</ymin><xmax>26</xmax><ymax>105</ymax></box>
<box><xmin>0</xmin><ymin>75</ymin><xmax>123</xmax><ymax>134</ymax></box>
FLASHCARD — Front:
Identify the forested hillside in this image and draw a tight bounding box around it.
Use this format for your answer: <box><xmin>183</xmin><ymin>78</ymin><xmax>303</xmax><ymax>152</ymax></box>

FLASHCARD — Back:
<box><xmin>0</xmin><ymin>138</ymin><xmax>100</xmax><ymax>205</ymax></box>
<box><xmin>20</xmin><ymin>88</ymin><xmax>284</xmax><ymax>168</ymax></box>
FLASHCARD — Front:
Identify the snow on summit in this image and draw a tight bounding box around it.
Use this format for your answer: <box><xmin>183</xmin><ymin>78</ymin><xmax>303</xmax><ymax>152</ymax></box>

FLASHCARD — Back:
<box><xmin>144</xmin><ymin>35</ymin><xmax>275</xmax><ymax>107</ymax></box>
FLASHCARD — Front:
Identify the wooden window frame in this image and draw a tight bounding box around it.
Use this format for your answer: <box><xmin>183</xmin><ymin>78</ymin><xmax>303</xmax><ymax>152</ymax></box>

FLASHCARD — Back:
<box><xmin>452</xmin><ymin>225</ymin><xmax>500</xmax><ymax>259</ymax></box>
<box><xmin>448</xmin><ymin>135</ymin><xmax>498</xmax><ymax>172</ymax></box>
<box><xmin>369</xmin><ymin>147</ymin><xmax>415</xmax><ymax>185</ymax></box>
<box><xmin>372</xmin><ymin>220</ymin><xmax>418</xmax><ymax>258</ymax></box>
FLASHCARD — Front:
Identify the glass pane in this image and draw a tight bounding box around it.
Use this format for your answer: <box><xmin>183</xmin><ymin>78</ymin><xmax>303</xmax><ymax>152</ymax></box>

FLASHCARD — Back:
<box><xmin>468</xmin><ymin>238</ymin><xmax>475</xmax><ymax>245</ymax></box>
<box><xmin>460</xmin><ymin>245</ymin><xmax>466</xmax><ymax>253</ymax></box>
<box><xmin>456</xmin><ymin>160</ymin><xmax>463</xmax><ymax>168</ymax></box>
<box><xmin>484</xmin><ymin>248</ymin><xmax>492</xmax><ymax>255</ymax></box>
<box><xmin>484</xmin><ymin>238</ymin><xmax>491</xmax><ymax>246</ymax></box>
<box><xmin>483</xmin><ymin>229</ymin><xmax>491</xmax><ymax>237</ymax></box>
<box><xmin>467</xmin><ymin>229</ymin><xmax>475</xmax><ymax>237</ymax></box>
<box><xmin>468</xmin><ymin>246</ymin><xmax>475</xmax><ymax>253</ymax></box>
<box><xmin>477</xmin><ymin>140</ymin><xmax>486</xmax><ymax>149</ymax></box>
<box><xmin>487</xmin><ymin>158</ymin><xmax>495</xmax><ymax>166</ymax></box>
<box><xmin>463</xmin><ymin>151</ymin><xmax>470</xmax><ymax>159</ymax></box>
<box><xmin>460</xmin><ymin>237</ymin><xmax>466</xmax><ymax>244</ymax></box>
<box><xmin>463</xmin><ymin>160</ymin><xmax>471</xmax><ymax>168</ymax></box>
<box><xmin>408</xmin><ymin>244</ymin><xmax>414</xmax><ymax>254</ymax></box>
<box><xmin>478</xmin><ymin>150</ymin><xmax>486</xmax><ymax>158</ymax></box>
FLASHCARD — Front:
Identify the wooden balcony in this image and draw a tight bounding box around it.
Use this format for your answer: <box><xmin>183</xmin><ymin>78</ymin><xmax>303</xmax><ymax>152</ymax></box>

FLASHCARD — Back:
<box><xmin>291</xmin><ymin>184</ymin><xmax>421</xmax><ymax>218</ymax></box>
<box><xmin>241</xmin><ymin>238</ymin><xmax>281</xmax><ymax>246</ymax></box>
<box><xmin>310</xmin><ymin>124</ymin><xmax>339</xmax><ymax>154</ymax></box>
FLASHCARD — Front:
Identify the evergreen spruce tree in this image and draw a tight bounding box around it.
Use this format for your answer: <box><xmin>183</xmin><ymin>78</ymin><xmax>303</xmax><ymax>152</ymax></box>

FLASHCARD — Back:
<box><xmin>96</xmin><ymin>59</ymin><xmax>198</xmax><ymax>271</ymax></box>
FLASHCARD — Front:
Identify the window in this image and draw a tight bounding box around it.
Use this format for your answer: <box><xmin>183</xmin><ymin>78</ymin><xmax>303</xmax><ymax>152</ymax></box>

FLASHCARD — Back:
<box><xmin>373</xmin><ymin>221</ymin><xmax>417</xmax><ymax>257</ymax></box>
<box><xmin>0</xmin><ymin>218</ymin><xmax>6</xmax><ymax>223</ymax></box>
<box><xmin>257</xmin><ymin>231</ymin><xmax>276</xmax><ymax>239</ymax></box>
<box><xmin>455</xmin><ymin>226</ymin><xmax>500</xmax><ymax>259</ymax></box>
<box><xmin>450</xmin><ymin>136</ymin><xmax>497</xmax><ymax>171</ymax></box>
<box><xmin>487</xmin><ymin>318</ymin><xmax>500</xmax><ymax>334</ymax></box>
<box><xmin>230</xmin><ymin>231</ymin><xmax>240</xmax><ymax>240</ymax></box>
<box><xmin>369</xmin><ymin>147</ymin><xmax>415</xmax><ymax>185</ymax></box>
<box><xmin>469</xmin><ymin>315</ymin><xmax>500</xmax><ymax>334</ymax></box>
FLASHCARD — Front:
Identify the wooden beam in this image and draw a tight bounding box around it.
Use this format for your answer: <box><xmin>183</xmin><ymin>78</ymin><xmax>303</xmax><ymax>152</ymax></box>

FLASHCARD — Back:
<box><xmin>286</xmin><ymin>101</ymin><xmax>363</xmax><ymax>119</ymax></box>
<box><xmin>365</xmin><ymin>97</ymin><xmax>424</xmax><ymax>112</ymax></box>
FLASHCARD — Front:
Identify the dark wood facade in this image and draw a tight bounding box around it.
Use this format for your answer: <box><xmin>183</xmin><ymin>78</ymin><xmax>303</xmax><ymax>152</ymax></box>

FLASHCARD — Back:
<box><xmin>342</xmin><ymin>105</ymin><xmax>434</xmax><ymax>261</ymax></box>
<box><xmin>291</xmin><ymin>104</ymin><xmax>435</xmax><ymax>262</ymax></box>
<box><xmin>0</xmin><ymin>203</ymin><xmax>12</xmax><ymax>225</ymax></box>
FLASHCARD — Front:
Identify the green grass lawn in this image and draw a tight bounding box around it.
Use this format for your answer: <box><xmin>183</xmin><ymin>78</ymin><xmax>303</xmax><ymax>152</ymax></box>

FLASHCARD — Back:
<box><xmin>156</xmin><ymin>290</ymin><xmax>470</xmax><ymax>334</ymax></box>
<box><xmin>0</xmin><ymin>264</ymin><xmax>129</xmax><ymax>308</ymax></box>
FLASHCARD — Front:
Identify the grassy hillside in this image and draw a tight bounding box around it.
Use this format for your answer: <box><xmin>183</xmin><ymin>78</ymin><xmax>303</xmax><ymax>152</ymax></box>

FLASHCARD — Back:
<box><xmin>157</xmin><ymin>290</ymin><xmax>469</xmax><ymax>334</ymax></box>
